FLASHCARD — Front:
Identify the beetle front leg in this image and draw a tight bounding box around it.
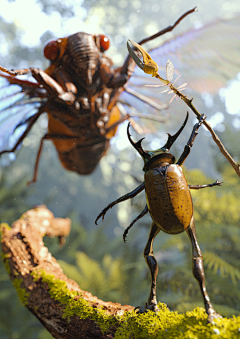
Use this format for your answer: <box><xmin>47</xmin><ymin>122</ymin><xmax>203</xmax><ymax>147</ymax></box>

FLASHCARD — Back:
<box><xmin>137</xmin><ymin>222</ymin><xmax>160</xmax><ymax>313</ymax></box>
<box><xmin>95</xmin><ymin>182</ymin><xmax>145</xmax><ymax>224</ymax></box>
<box><xmin>189</xmin><ymin>179</ymin><xmax>222</xmax><ymax>190</ymax></box>
<box><xmin>186</xmin><ymin>217</ymin><xmax>221</xmax><ymax>323</ymax></box>
<box><xmin>177</xmin><ymin>114</ymin><xmax>206</xmax><ymax>166</ymax></box>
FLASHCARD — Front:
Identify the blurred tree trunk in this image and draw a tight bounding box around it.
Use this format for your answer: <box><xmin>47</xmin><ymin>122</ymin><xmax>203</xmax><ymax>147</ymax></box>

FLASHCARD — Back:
<box><xmin>1</xmin><ymin>206</ymin><xmax>133</xmax><ymax>339</ymax></box>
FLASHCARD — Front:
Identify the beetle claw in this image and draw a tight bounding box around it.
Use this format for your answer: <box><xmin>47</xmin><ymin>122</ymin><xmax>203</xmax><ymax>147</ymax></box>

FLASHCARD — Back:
<box><xmin>135</xmin><ymin>303</ymin><xmax>160</xmax><ymax>314</ymax></box>
<box><xmin>207</xmin><ymin>311</ymin><xmax>222</xmax><ymax>323</ymax></box>
<box><xmin>95</xmin><ymin>213</ymin><xmax>103</xmax><ymax>225</ymax></box>
<box><xmin>208</xmin><ymin>179</ymin><xmax>223</xmax><ymax>188</ymax></box>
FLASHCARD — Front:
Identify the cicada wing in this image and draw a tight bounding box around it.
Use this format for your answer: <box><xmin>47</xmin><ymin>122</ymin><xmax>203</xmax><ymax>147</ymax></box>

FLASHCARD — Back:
<box><xmin>150</xmin><ymin>16</ymin><xmax>240</xmax><ymax>93</ymax></box>
<box><xmin>119</xmin><ymin>64</ymin><xmax>169</xmax><ymax>133</ymax></box>
<box><xmin>0</xmin><ymin>75</ymin><xmax>46</xmax><ymax>166</ymax></box>
<box><xmin>118</xmin><ymin>87</ymin><xmax>167</xmax><ymax>133</ymax></box>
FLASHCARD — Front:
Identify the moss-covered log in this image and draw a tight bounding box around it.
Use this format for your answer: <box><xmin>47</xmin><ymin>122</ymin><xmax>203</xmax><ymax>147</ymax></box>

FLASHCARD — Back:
<box><xmin>1</xmin><ymin>206</ymin><xmax>240</xmax><ymax>339</ymax></box>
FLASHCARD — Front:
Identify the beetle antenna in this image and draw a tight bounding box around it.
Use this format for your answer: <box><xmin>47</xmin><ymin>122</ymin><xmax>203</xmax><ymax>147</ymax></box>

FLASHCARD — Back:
<box><xmin>162</xmin><ymin>112</ymin><xmax>189</xmax><ymax>151</ymax></box>
<box><xmin>127</xmin><ymin>123</ymin><xmax>151</xmax><ymax>160</ymax></box>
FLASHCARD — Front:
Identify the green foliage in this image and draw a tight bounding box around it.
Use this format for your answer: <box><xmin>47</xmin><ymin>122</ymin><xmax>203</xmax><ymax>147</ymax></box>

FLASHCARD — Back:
<box><xmin>0</xmin><ymin>174</ymin><xmax>34</xmax><ymax>225</ymax></box>
<box><xmin>213</xmin><ymin>125</ymin><xmax>240</xmax><ymax>173</ymax></box>
<box><xmin>185</xmin><ymin>167</ymin><xmax>240</xmax><ymax>225</ymax></box>
<box><xmin>203</xmin><ymin>251</ymin><xmax>240</xmax><ymax>284</ymax></box>
<box><xmin>59</xmin><ymin>251</ymin><xmax>127</xmax><ymax>303</ymax></box>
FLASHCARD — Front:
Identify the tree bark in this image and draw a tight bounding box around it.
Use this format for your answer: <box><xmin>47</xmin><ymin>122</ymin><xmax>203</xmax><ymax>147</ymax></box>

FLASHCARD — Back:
<box><xmin>1</xmin><ymin>206</ymin><xmax>133</xmax><ymax>339</ymax></box>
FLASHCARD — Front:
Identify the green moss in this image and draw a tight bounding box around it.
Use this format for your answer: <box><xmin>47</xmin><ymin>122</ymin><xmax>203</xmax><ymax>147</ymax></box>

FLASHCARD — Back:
<box><xmin>31</xmin><ymin>269</ymin><xmax>120</xmax><ymax>333</ymax></box>
<box><xmin>0</xmin><ymin>222</ymin><xmax>11</xmax><ymax>232</ymax></box>
<box><xmin>1</xmin><ymin>223</ymin><xmax>12</xmax><ymax>275</ymax></box>
<box><xmin>115</xmin><ymin>307</ymin><xmax>240</xmax><ymax>339</ymax></box>
<box><xmin>1</xmin><ymin>234</ymin><xmax>30</xmax><ymax>307</ymax></box>
<box><xmin>12</xmin><ymin>278</ymin><xmax>29</xmax><ymax>306</ymax></box>
<box><xmin>1</xmin><ymin>251</ymin><xmax>11</xmax><ymax>275</ymax></box>
<box><xmin>31</xmin><ymin>269</ymin><xmax>240</xmax><ymax>338</ymax></box>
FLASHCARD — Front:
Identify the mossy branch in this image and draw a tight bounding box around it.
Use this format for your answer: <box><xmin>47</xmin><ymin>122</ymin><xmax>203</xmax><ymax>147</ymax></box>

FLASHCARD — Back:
<box><xmin>0</xmin><ymin>206</ymin><xmax>133</xmax><ymax>338</ymax></box>
<box><xmin>1</xmin><ymin>206</ymin><xmax>240</xmax><ymax>338</ymax></box>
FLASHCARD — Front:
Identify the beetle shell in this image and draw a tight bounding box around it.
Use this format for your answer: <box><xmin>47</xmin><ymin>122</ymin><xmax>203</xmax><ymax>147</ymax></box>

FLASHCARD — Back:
<box><xmin>145</xmin><ymin>161</ymin><xmax>193</xmax><ymax>234</ymax></box>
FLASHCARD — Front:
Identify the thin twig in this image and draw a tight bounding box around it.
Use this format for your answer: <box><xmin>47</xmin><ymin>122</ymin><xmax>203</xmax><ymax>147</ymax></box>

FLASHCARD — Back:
<box><xmin>155</xmin><ymin>74</ymin><xmax>240</xmax><ymax>177</ymax></box>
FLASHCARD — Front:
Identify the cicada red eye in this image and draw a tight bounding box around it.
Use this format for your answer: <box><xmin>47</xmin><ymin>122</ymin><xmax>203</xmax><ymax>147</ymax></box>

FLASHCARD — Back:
<box><xmin>43</xmin><ymin>40</ymin><xmax>59</xmax><ymax>61</ymax></box>
<box><xmin>99</xmin><ymin>35</ymin><xmax>110</xmax><ymax>52</ymax></box>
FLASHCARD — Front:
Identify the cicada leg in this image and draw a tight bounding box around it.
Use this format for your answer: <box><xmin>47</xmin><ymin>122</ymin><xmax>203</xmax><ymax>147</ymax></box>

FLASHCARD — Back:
<box><xmin>0</xmin><ymin>106</ymin><xmax>45</xmax><ymax>157</ymax></box>
<box><xmin>27</xmin><ymin>133</ymin><xmax>78</xmax><ymax>185</ymax></box>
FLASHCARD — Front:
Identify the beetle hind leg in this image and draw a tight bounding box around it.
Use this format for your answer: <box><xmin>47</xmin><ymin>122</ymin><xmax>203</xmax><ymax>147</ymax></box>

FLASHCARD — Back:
<box><xmin>187</xmin><ymin>217</ymin><xmax>222</xmax><ymax>323</ymax></box>
<box><xmin>137</xmin><ymin>222</ymin><xmax>160</xmax><ymax>313</ymax></box>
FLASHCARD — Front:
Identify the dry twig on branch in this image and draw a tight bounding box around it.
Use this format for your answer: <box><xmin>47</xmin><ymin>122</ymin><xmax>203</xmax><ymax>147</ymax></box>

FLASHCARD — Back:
<box><xmin>127</xmin><ymin>40</ymin><xmax>240</xmax><ymax>178</ymax></box>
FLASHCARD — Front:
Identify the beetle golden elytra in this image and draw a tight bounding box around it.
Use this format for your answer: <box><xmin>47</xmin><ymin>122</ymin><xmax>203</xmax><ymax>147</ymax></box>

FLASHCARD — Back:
<box><xmin>96</xmin><ymin>112</ymin><xmax>222</xmax><ymax>323</ymax></box>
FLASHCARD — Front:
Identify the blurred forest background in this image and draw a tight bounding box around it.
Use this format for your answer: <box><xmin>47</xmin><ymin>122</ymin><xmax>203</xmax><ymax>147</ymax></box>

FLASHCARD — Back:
<box><xmin>0</xmin><ymin>0</ymin><xmax>240</xmax><ymax>338</ymax></box>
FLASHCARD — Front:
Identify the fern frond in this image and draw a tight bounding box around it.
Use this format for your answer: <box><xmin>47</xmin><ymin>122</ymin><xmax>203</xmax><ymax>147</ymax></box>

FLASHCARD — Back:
<box><xmin>203</xmin><ymin>251</ymin><xmax>240</xmax><ymax>284</ymax></box>
<box><xmin>59</xmin><ymin>251</ymin><xmax>128</xmax><ymax>303</ymax></box>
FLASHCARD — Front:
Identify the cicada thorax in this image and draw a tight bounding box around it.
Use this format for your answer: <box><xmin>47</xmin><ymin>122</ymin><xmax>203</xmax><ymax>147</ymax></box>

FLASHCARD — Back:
<box><xmin>63</xmin><ymin>32</ymin><xmax>100</xmax><ymax>86</ymax></box>
<box><xmin>144</xmin><ymin>155</ymin><xmax>193</xmax><ymax>234</ymax></box>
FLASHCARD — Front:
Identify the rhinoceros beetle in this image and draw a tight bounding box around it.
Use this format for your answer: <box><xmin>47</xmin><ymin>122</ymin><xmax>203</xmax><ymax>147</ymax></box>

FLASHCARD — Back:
<box><xmin>95</xmin><ymin>112</ymin><xmax>222</xmax><ymax>322</ymax></box>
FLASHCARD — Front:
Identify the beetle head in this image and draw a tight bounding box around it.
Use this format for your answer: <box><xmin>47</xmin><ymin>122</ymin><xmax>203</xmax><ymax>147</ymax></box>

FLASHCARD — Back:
<box><xmin>127</xmin><ymin>112</ymin><xmax>189</xmax><ymax>171</ymax></box>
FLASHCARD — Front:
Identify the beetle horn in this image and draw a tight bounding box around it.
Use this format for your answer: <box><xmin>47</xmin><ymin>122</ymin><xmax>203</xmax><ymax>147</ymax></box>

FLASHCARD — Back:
<box><xmin>162</xmin><ymin>112</ymin><xmax>189</xmax><ymax>151</ymax></box>
<box><xmin>127</xmin><ymin>123</ymin><xmax>151</xmax><ymax>160</ymax></box>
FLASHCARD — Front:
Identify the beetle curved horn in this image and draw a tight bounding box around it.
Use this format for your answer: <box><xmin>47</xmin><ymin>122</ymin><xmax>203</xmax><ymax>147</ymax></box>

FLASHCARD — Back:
<box><xmin>162</xmin><ymin>112</ymin><xmax>189</xmax><ymax>151</ymax></box>
<box><xmin>127</xmin><ymin>123</ymin><xmax>151</xmax><ymax>160</ymax></box>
